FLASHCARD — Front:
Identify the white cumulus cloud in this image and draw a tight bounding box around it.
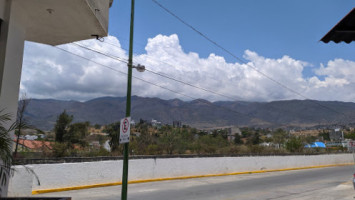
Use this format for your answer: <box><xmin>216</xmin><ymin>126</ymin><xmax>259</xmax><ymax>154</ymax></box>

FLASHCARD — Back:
<box><xmin>20</xmin><ymin>34</ymin><xmax>355</xmax><ymax>102</ymax></box>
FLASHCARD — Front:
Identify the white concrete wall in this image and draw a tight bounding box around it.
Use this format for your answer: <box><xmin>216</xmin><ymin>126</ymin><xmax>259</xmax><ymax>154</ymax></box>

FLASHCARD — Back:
<box><xmin>8</xmin><ymin>154</ymin><xmax>354</xmax><ymax>196</ymax></box>
<box><xmin>7</xmin><ymin>166</ymin><xmax>34</xmax><ymax>197</ymax></box>
<box><xmin>0</xmin><ymin>0</ymin><xmax>111</xmax><ymax>197</ymax></box>
<box><xmin>0</xmin><ymin>0</ymin><xmax>26</xmax><ymax>120</ymax></box>
<box><xmin>0</xmin><ymin>0</ymin><xmax>26</xmax><ymax>197</ymax></box>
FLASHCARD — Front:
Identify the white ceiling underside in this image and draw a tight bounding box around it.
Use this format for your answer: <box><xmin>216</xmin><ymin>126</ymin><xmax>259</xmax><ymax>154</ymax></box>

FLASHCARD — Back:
<box><xmin>18</xmin><ymin>0</ymin><xmax>111</xmax><ymax>45</ymax></box>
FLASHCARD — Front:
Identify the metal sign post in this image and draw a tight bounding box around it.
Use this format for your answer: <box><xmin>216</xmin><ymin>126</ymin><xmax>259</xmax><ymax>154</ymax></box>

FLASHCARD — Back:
<box><xmin>121</xmin><ymin>0</ymin><xmax>135</xmax><ymax>199</ymax></box>
<box><xmin>120</xmin><ymin>117</ymin><xmax>131</xmax><ymax>144</ymax></box>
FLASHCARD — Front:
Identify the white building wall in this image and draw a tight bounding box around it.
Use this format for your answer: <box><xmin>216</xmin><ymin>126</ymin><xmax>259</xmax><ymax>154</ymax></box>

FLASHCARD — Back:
<box><xmin>0</xmin><ymin>0</ymin><xmax>26</xmax><ymax>121</ymax></box>
<box><xmin>8</xmin><ymin>154</ymin><xmax>354</xmax><ymax>196</ymax></box>
<box><xmin>0</xmin><ymin>0</ymin><xmax>112</xmax><ymax>197</ymax></box>
<box><xmin>0</xmin><ymin>0</ymin><xmax>26</xmax><ymax>196</ymax></box>
<box><xmin>86</xmin><ymin>0</ymin><xmax>110</xmax><ymax>32</ymax></box>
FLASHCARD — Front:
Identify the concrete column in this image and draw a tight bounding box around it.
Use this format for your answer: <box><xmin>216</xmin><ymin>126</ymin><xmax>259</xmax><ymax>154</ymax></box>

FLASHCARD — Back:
<box><xmin>0</xmin><ymin>0</ymin><xmax>25</xmax><ymax>126</ymax></box>
<box><xmin>0</xmin><ymin>0</ymin><xmax>26</xmax><ymax>197</ymax></box>
<box><xmin>0</xmin><ymin>0</ymin><xmax>6</xmax><ymax>20</ymax></box>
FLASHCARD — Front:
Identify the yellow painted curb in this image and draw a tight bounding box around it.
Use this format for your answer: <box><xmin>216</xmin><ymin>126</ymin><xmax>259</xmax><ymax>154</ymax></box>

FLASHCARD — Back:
<box><xmin>32</xmin><ymin>163</ymin><xmax>353</xmax><ymax>195</ymax></box>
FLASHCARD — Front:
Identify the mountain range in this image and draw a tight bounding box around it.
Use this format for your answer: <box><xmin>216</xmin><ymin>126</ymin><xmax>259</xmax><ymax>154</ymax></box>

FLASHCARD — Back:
<box><xmin>24</xmin><ymin>96</ymin><xmax>355</xmax><ymax>131</ymax></box>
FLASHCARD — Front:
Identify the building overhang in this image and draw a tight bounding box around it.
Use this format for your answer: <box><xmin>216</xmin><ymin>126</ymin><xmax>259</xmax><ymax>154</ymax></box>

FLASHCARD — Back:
<box><xmin>17</xmin><ymin>0</ymin><xmax>113</xmax><ymax>45</ymax></box>
<box><xmin>321</xmin><ymin>8</ymin><xmax>355</xmax><ymax>44</ymax></box>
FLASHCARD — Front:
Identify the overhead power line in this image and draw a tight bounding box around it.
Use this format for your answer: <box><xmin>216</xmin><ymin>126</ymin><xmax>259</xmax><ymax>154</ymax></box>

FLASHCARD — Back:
<box><xmin>102</xmin><ymin>40</ymin><xmax>250</xmax><ymax>101</ymax></box>
<box><xmin>151</xmin><ymin>0</ymin><xmax>303</xmax><ymax>99</ymax></box>
<box><xmin>55</xmin><ymin>46</ymin><xmax>194</xmax><ymax>100</ymax></box>
<box><xmin>101</xmin><ymin>40</ymin><xmax>349</xmax><ymax>126</ymax></box>
<box><xmin>73</xmin><ymin>43</ymin><xmax>128</xmax><ymax>64</ymax></box>
<box><xmin>70</xmin><ymin>42</ymin><xmax>350</xmax><ymax>126</ymax></box>
<box><xmin>73</xmin><ymin>42</ymin><xmax>244</xmax><ymax>102</ymax></box>
<box><xmin>54</xmin><ymin>45</ymin><xmax>255</xmax><ymax>121</ymax></box>
<box><xmin>71</xmin><ymin>43</ymin><xmax>349</xmax><ymax>127</ymax></box>
<box><xmin>151</xmin><ymin>0</ymin><xmax>350</xmax><ymax>121</ymax></box>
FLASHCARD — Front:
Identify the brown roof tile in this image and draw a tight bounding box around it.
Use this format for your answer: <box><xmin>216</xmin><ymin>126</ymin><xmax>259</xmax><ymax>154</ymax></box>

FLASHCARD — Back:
<box><xmin>14</xmin><ymin>139</ymin><xmax>54</xmax><ymax>150</ymax></box>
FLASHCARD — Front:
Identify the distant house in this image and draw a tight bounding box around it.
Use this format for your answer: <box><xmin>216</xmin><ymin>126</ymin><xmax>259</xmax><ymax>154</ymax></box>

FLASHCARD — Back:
<box><xmin>227</xmin><ymin>127</ymin><xmax>241</xmax><ymax>142</ymax></box>
<box><xmin>151</xmin><ymin>119</ymin><xmax>162</xmax><ymax>128</ymax></box>
<box><xmin>24</xmin><ymin>135</ymin><xmax>38</xmax><ymax>140</ymax></box>
<box><xmin>13</xmin><ymin>139</ymin><xmax>53</xmax><ymax>152</ymax></box>
<box><xmin>260</xmin><ymin>142</ymin><xmax>273</xmax><ymax>147</ymax></box>
<box><xmin>173</xmin><ymin>121</ymin><xmax>182</xmax><ymax>128</ymax></box>
<box><xmin>329</xmin><ymin>128</ymin><xmax>343</xmax><ymax>142</ymax></box>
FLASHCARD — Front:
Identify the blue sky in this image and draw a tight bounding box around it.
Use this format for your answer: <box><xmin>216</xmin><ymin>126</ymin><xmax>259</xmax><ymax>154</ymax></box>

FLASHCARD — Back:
<box><xmin>109</xmin><ymin>0</ymin><xmax>355</xmax><ymax>78</ymax></box>
<box><xmin>21</xmin><ymin>1</ymin><xmax>355</xmax><ymax>102</ymax></box>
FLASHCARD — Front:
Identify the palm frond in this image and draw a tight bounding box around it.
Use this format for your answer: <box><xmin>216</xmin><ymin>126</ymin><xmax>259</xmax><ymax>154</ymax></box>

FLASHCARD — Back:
<box><xmin>23</xmin><ymin>166</ymin><xmax>40</xmax><ymax>186</ymax></box>
<box><xmin>0</xmin><ymin>110</ymin><xmax>11</xmax><ymax>124</ymax></box>
<box><xmin>0</xmin><ymin>110</ymin><xmax>13</xmax><ymax>186</ymax></box>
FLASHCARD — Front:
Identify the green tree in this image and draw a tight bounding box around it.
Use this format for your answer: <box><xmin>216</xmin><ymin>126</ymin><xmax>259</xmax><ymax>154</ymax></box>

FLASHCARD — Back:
<box><xmin>104</xmin><ymin>122</ymin><xmax>120</xmax><ymax>152</ymax></box>
<box><xmin>319</xmin><ymin>130</ymin><xmax>330</xmax><ymax>141</ymax></box>
<box><xmin>54</xmin><ymin>110</ymin><xmax>73</xmax><ymax>143</ymax></box>
<box><xmin>252</xmin><ymin>132</ymin><xmax>261</xmax><ymax>145</ymax></box>
<box><xmin>345</xmin><ymin>131</ymin><xmax>355</xmax><ymax>140</ymax></box>
<box><xmin>97</xmin><ymin>134</ymin><xmax>106</xmax><ymax>145</ymax></box>
<box><xmin>65</xmin><ymin>122</ymin><xmax>90</xmax><ymax>146</ymax></box>
<box><xmin>197</xmin><ymin>134</ymin><xmax>228</xmax><ymax>154</ymax></box>
<box><xmin>199</xmin><ymin>135</ymin><xmax>217</xmax><ymax>154</ymax></box>
<box><xmin>176</xmin><ymin>128</ymin><xmax>194</xmax><ymax>154</ymax></box>
<box><xmin>52</xmin><ymin>142</ymin><xmax>70</xmax><ymax>157</ymax></box>
<box><xmin>159</xmin><ymin>130</ymin><xmax>178</xmax><ymax>154</ymax></box>
<box><xmin>241</xmin><ymin>128</ymin><xmax>252</xmax><ymax>138</ymax></box>
<box><xmin>134</xmin><ymin>123</ymin><xmax>155</xmax><ymax>155</ymax></box>
<box><xmin>286</xmin><ymin>137</ymin><xmax>303</xmax><ymax>153</ymax></box>
<box><xmin>234</xmin><ymin>134</ymin><xmax>243</xmax><ymax>145</ymax></box>
<box><xmin>302</xmin><ymin>135</ymin><xmax>317</xmax><ymax>144</ymax></box>
<box><xmin>272</xmin><ymin>128</ymin><xmax>288</xmax><ymax>148</ymax></box>
<box><xmin>94</xmin><ymin>124</ymin><xmax>101</xmax><ymax>129</ymax></box>
<box><xmin>212</xmin><ymin>129</ymin><xmax>228</xmax><ymax>139</ymax></box>
<box><xmin>146</xmin><ymin>144</ymin><xmax>161</xmax><ymax>155</ymax></box>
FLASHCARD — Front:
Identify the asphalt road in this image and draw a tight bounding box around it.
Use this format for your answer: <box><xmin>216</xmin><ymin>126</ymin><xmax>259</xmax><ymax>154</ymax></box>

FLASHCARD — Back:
<box><xmin>35</xmin><ymin>165</ymin><xmax>355</xmax><ymax>200</ymax></box>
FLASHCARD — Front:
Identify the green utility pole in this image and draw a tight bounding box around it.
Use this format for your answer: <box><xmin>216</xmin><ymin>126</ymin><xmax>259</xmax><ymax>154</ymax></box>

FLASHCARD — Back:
<box><xmin>121</xmin><ymin>0</ymin><xmax>135</xmax><ymax>199</ymax></box>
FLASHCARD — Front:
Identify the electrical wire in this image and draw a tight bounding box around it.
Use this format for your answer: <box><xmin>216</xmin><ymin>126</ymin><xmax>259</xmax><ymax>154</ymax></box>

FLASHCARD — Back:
<box><xmin>54</xmin><ymin>45</ymin><xmax>255</xmax><ymax>121</ymax></box>
<box><xmin>73</xmin><ymin>43</ymin><xmax>129</xmax><ymax>64</ymax></box>
<box><xmin>73</xmin><ymin>42</ymin><xmax>245</xmax><ymax>102</ymax></box>
<box><xmin>151</xmin><ymin>0</ymin><xmax>350</xmax><ymax>121</ymax></box>
<box><xmin>70</xmin><ymin>42</ymin><xmax>350</xmax><ymax>126</ymax></box>
<box><xmin>99</xmin><ymin>41</ymin><xmax>348</xmax><ymax>125</ymax></box>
